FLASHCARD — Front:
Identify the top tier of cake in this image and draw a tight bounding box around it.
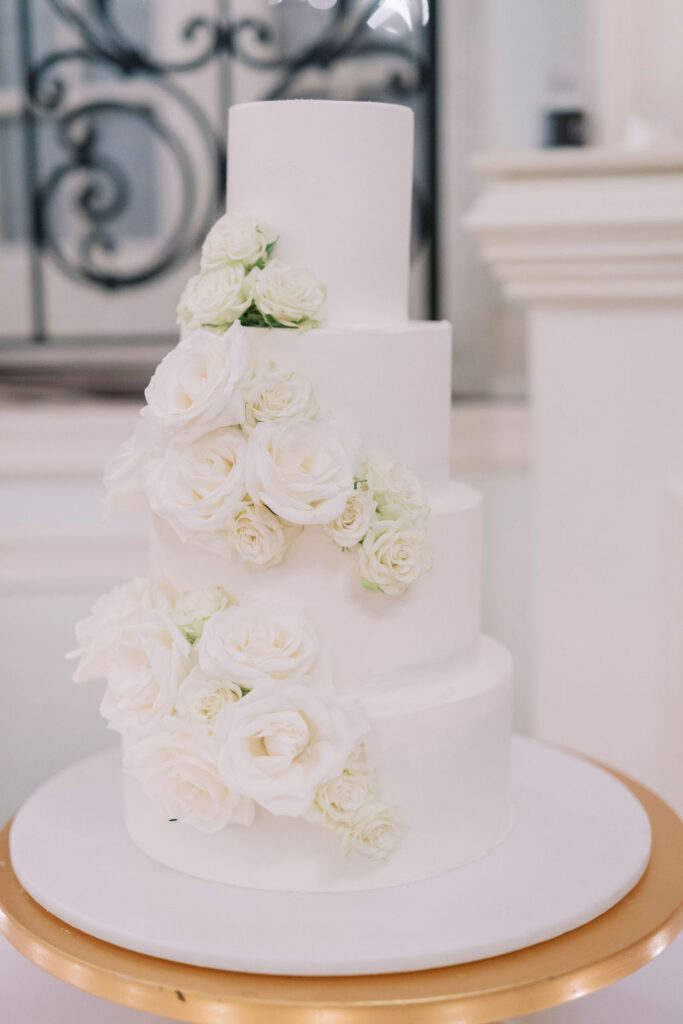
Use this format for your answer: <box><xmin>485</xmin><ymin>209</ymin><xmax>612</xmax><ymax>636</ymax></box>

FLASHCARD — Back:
<box><xmin>227</xmin><ymin>100</ymin><xmax>413</xmax><ymax>326</ymax></box>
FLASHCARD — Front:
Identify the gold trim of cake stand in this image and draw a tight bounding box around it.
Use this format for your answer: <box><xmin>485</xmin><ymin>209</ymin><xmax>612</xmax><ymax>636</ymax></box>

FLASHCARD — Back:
<box><xmin>1</xmin><ymin>759</ymin><xmax>682</xmax><ymax>1024</ymax></box>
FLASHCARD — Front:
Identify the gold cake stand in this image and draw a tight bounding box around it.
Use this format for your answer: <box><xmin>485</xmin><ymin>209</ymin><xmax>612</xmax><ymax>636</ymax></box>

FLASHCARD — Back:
<box><xmin>1</xmin><ymin>761</ymin><xmax>682</xmax><ymax>1024</ymax></box>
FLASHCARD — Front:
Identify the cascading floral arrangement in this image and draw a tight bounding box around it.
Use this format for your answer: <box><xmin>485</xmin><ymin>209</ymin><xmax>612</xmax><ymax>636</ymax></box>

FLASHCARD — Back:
<box><xmin>69</xmin><ymin>578</ymin><xmax>401</xmax><ymax>859</ymax></box>
<box><xmin>176</xmin><ymin>213</ymin><xmax>326</xmax><ymax>332</ymax></box>
<box><xmin>106</xmin><ymin>319</ymin><xmax>432</xmax><ymax>595</ymax></box>
<box><xmin>72</xmin><ymin>212</ymin><xmax>434</xmax><ymax>860</ymax></box>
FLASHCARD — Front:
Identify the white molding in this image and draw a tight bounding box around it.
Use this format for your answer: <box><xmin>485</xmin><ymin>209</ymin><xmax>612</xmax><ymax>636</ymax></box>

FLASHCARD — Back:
<box><xmin>466</xmin><ymin>151</ymin><xmax>683</xmax><ymax>303</ymax></box>
<box><xmin>472</xmin><ymin>149</ymin><xmax>683</xmax><ymax>178</ymax></box>
<box><xmin>0</xmin><ymin>402</ymin><xmax>140</xmax><ymax>476</ymax></box>
<box><xmin>0</xmin><ymin>401</ymin><xmax>532</xmax><ymax>479</ymax></box>
<box><xmin>0</xmin><ymin>528</ymin><xmax>146</xmax><ymax>590</ymax></box>
<box><xmin>450</xmin><ymin>403</ymin><xmax>530</xmax><ymax>472</ymax></box>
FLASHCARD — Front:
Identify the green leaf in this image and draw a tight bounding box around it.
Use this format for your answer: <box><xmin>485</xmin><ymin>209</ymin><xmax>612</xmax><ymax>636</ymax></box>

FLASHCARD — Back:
<box><xmin>168</xmin><ymin>818</ymin><xmax>178</xmax><ymax>822</ymax></box>
<box><xmin>361</xmin><ymin>578</ymin><xmax>382</xmax><ymax>592</ymax></box>
<box><xmin>180</xmin><ymin>620</ymin><xmax>204</xmax><ymax>644</ymax></box>
<box><xmin>239</xmin><ymin>303</ymin><xmax>269</xmax><ymax>328</ymax></box>
<box><xmin>295</xmin><ymin>317</ymin><xmax>317</xmax><ymax>333</ymax></box>
<box><xmin>201</xmin><ymin>316</ymin><xmax>231</xmax><ymax>328</ymax></box>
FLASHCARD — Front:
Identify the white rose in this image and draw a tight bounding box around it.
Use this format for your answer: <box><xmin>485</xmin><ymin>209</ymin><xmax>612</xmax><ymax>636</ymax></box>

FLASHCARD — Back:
<box><xmin>197</xmin><ymin>602</ymin><xmax>319</xmax><ymax>689</ymax></box>
<box><xmin>174</xmin><ymin>665</ymin><xmax>242</xmax><ymax>728</ymax></box>
<box><xmin>309</xmin><ymin>749</ymin><xmax>375</xmax><ymax>825</ymax></box>
<box><xmin>325</xmin><ymin>488</ymin><xmax>377</xmax><ymax>548</ymax></box>
<box><xmin>144</xmin><ymin>324</ymin><xmax>249</xmax><ymax>431</ymax></box>
<box><xmin>173</xmin><ymin>585</ymin><xmax>235</xmax><ymax>643</ymax></box>
<box><xmin>69</xmin><ymin>577</ymin><xmax>155</xmax><ymax>683</ymax></box>
<box><xmin>359</xmin><ymin>518</ymin><xmax>432</xmax><ymax>596</ymax></box>
<box><xmin>366</xmin><ymin>460</ymin><xmax>430</xmax><ymax>522</ymax></box>
<box><xmin>227</xmin><ymin>498</ymin><xmax>298</xmax><ymax>569</ymax></box>
<box><xmin>100</xmin><ymin>612</ymin><xmax>190</xmax><ymax>733</ymax></box>
<box><xmin>146</xmin><ymin>426</ymin><xmax>247</xmax><ymax>542</ymax></box>
<box><xmin>243</xmin><ymin>367</ymin><xmax>318</xmax><ymax>432</ymax></box>
<box><xmin>245</xmin><ymin>419</ymin><xmax>353</xmax><ymax>525</ymax></box>
<box><xmin>249</xmin><ymin>260</ymin><xmax>326</xmax><ymax>328</ymax></box>
<box><xmin>216</xmin><ymin>682</ymin><xmax>369</xmax><ymax>817</ymax></box>
<box><xmin>340</xmin><ymin>802</ymin><xmax>402</xmax><ymax>860</ymax></box>
<box><xmin>176</xmin><ymin>266</ymin><xmax>251</xmax><ymax>332</ymax></box>
<box><xmin>200</xmin><ymin>213</ymin><xmax>275</xmax><ymax>272</ymax></box>
<box><xmin>124</xmin><ymin>720</ymin><xmax>254</xmax><ymax>831</ymax></box>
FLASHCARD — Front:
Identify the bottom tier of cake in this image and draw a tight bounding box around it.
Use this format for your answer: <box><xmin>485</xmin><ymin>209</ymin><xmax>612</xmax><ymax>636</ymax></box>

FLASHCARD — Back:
<box><xmin>124</xmin><ymin>637</ymin><xmax>513</xmax><ymax>892</ymax></box>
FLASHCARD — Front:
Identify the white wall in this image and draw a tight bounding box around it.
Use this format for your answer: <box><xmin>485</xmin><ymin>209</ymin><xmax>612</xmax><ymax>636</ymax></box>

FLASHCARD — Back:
<box><xmin>438</xmin><ymin>0</ymin><xmax>584</xmax><ymax>397</ymax></box>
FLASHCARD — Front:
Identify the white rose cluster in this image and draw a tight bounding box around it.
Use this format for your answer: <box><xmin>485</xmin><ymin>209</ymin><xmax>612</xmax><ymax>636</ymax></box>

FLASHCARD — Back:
<box><xmin>177</xmin><ymin>266</ymin><xmax>252</xmax><ymax>334</ymax></box>
<box><xmin>323</xmin><ymin>460</ymin><xmax>432</xmax><ymax>596</ymax></box>
<box><xmin>173</xmin><ymin>584</ymin><xmax>235</xmax><ymax>643</ymax></box>
<box><xmin>242</xmin><ymin>364</ymin><xmax>318</xmax><ymax>432</ymax></box>
<box><xmin>106</xmin><ymin>322</ymin><xmax>364</xmax><ymax>574</ymax></box>
<box><xmin>246</xmin><ymin>261</ymin><xmax>326</xmax><ymax>330</ymax></box>
<box><xmin>123</xmin><ymin>720</ymin><xmax>255</xmax><ymax>832</ymax></box>
<box><xmin>145</xmin><ymin>323</ymin><xmax>249</xmax><ymax>431</ymax></box>
<box><xmin>105</xmin><ymin>322</ymin><xmax>250</xmax><ymax>516</ymax></box>
<box><xmin>324</xmin><ymin>488</ymin><xmax>377</xmax><ymax>549</ymax></box>
<box><xmin>69</xmin><ymin>581</ymin><xmax>383</xmax><ymax>850</ymax></box>
<box><xmin>200</xmin><ymin>213</ymin><xmax>275</xmax><ymax>273</ymax></box>
<box><xmin>245</xmin><ymin>417</ymin><xmax>354</xmax><ymax>526</ymax></box>
<box><xmin>105</xmin><ymin>213</ymin><xmax>430</xmax><ymax>599</ymax></box>
<box><xmin>175</xmin><ymin>212</ymin><xmax>325</xmax><ymax>332</ymax></box>
<box><xmin>146</xmin><ymin>426</ymin><xmax>247</xmax><ymax>543</ymax></box>
<box><xmin>73</xmin><ymin>212</ymin><xmax>436</xmax><ymax>865</ymax></box>
<box><xmin>307</xmin><ymin>747</ymin><xmax>402</xmax><ymax>860</ymax></box>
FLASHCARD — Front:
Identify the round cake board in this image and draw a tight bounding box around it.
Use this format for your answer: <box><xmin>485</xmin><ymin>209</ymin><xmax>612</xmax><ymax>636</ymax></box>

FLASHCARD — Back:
<box><xmin>9</xmin><ymin>736</ymin><xmax>651</xmax><ymax>977</ymax></box>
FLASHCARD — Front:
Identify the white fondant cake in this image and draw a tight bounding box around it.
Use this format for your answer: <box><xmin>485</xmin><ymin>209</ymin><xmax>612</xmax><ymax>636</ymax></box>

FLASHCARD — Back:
<box><xmin>71</xmin><ymin>99</ymin><xmax>513</xmax><ymax>893</ymax></box>
<box><xmin>227</xmin><ymin>101</ymin><xmax>412</xmax><ymax>325</ymax></box>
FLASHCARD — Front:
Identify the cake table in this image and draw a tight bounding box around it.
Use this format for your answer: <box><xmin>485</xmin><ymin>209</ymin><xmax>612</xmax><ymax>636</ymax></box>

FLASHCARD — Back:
<box><xmin>1</xmin><ymin>748</ymin><xmax>682</xmax><ymax>1024</ymax></box>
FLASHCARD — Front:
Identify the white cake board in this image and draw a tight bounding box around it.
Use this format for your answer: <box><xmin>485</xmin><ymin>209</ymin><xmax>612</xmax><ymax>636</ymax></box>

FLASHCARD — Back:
<box><xmin>9</xmin><ymin>736</ymin><xmax>651</xmax><ymax>977</ymax></box>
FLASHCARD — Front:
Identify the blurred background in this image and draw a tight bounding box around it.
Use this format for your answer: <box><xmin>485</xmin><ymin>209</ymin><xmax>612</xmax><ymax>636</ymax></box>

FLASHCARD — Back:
<box><xmin>1</xmin><ymin>0</ymin><xmax>681</xmax><ymax>837</ymax></box>
<box><xmin>0</xmin><ymin>0</ymin><xmax>588</xmax><ymax>393</ymax></box>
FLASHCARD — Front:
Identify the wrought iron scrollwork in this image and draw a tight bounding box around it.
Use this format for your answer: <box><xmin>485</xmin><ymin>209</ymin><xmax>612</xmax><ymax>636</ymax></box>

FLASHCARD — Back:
<box><xmin>20</xmin><ymin>0</ymin><xmax>434</xmax><ymax>312</ymax></box>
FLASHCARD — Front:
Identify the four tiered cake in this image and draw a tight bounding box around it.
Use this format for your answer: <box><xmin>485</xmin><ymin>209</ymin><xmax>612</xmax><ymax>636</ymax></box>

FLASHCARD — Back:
<box><xmin>70</xmin><ymin>100</ymin><xmax>513</xmax><ymax>892</ymax></box>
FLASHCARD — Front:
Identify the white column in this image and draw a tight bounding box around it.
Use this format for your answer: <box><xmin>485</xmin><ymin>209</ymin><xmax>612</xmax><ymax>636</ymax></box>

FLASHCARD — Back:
<box><xmin>466</xmin><ymin>150</ymin><xmax>683</xmax><ymax>809</ymax></box>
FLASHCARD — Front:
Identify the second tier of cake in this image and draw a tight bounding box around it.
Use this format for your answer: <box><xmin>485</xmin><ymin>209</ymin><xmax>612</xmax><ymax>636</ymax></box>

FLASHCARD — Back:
<box><xmin>150</xmin><ymin>479</ymin><xmax>481</xmax><ymax>690</ymax></box>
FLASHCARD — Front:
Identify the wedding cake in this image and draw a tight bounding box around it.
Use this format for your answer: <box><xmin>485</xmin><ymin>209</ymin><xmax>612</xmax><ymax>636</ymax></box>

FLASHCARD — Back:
<box><xmin>70</xmin><ymin>100</ymin><xmax>513</xmax><ymax>892</ymax></box>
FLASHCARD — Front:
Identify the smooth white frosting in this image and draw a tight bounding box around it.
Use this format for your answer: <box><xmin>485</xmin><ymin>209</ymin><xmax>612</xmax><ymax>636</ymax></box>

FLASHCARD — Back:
<box><xmin>124</xmin><ymin>637</ymin><xmax>513</xmax><ymax>891</ymax></box>
<box><xmin>227</xmin><ymin>101</ymin><xmax>413</xmax><ymax>325</ymax></box>
<box><xmin>243</xmin><ymin>322</ymin><xmax>452</xmax><ymax>486</ymax></box>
